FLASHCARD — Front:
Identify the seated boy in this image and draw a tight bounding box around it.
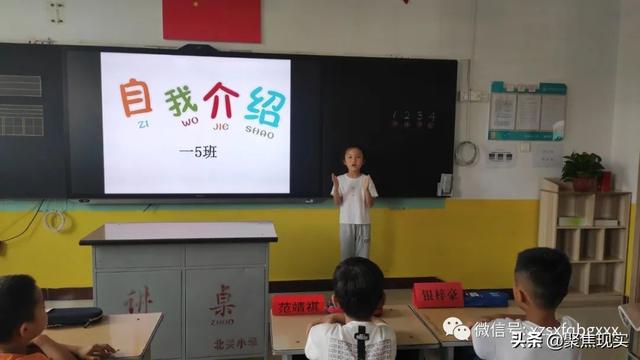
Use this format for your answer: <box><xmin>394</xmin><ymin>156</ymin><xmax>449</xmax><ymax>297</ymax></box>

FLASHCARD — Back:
<box><xmin>305</xmin><ymin>257</ymin><xmax>396</xmax><ymax>360</ymax></box>
<box><xmin>470</xmin><ymin>247</ymin><xmax>580</xmax><ymax>360</ymax></box>
<box><xmin>0</xmin><ymin>274</ymin><xmax>116</xmax><ymax>360</ymax></box>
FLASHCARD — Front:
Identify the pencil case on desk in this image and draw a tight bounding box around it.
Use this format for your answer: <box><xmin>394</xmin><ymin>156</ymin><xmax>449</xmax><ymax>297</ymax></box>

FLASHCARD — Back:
<box><xmin>463</xmin><ymin>291</ymin><xmax>509</xmax><ymax>307</ymax></box>
<box><xmin>47</xmin><ymin>307</ymin><xmax>103</xmax><ymax>328</ymax></box>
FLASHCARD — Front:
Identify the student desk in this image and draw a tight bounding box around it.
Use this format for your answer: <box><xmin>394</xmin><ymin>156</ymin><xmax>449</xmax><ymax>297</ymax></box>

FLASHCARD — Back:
<box><xmin>619</xmin><ymin>303</ymin><xmax>640</xmax><ymax>360</ymax></box>
<box><xmin>270</xmin><ymin>304</ymin><xmax>439</xmax><ymax>359</ymax></box>
<box><xmin>44</xmin><ymin>313</ymin><xmax>163</xmax><ymax>360</ymax></box>
<box><xmin>411</xmin><ymin>304</ymin><xmax>524</xmax><ymax>360</ymax></box>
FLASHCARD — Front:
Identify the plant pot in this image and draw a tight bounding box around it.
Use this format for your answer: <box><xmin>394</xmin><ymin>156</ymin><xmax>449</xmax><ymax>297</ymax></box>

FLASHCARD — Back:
<box><xmin>572</xmin><ymin>177</ymin><xmax>596</xmax><ymax>192</ymax></box>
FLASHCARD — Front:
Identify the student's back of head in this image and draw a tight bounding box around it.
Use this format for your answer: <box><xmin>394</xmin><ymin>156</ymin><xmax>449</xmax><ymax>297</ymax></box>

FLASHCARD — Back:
<box><xmin>333</xmin><ymin>257</ymin><xmax>384</xmax><ymax>321</ymax></box>
<box><xmin>0</xmin><ymin>274</ymin><xmax>42</xmax><ymax>344</ymax></box>
<box><xmin>471</xmin><ymin>248</ymin><xmax>579</xmax><ymax>360</ymax></box>
<box><xmin>515</xmin><ymin>247</ymin><xmax>571</xmax><ymax>310</ymax></box>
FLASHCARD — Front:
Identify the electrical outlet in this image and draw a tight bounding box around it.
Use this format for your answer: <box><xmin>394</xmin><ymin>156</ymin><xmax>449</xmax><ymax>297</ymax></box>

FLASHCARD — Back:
<box><xmin>458</xmin><ymin>90</ymin><xmax>489</xmax><ymax>103</ymax></box>
<box><xmin>469</xmin><ymin>90</ymin><xmax>483</xmax><ymax>102</ymax></box>
<box><xmin>457</xmin><ymin>90</ymin><xmax>470</xmax><ymax>102</ymax></box>
<box><xmin>533</xmin><ymin>143</ymin><xmax>564</xmax><ymax>168</ymax></box>
<box><xmin>48</xmin><ymin>1</ymin><xmax>64</xmax><ymax>24</ymax></box>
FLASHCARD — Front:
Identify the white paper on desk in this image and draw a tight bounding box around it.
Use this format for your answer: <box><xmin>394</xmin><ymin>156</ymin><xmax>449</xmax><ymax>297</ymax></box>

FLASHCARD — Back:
<box><xmin>490</xmin><ymin>93</ymin><xmax>517</xmax><ymax>130</ymax></box>
<box><xmin>540</xmin><ymin>95</ymin><xmax>566</xmax><ymax>131</ymax></box>
<box><xmin>516</xmin><ymin>94</ymin><xmax>541</xmax><ymax>130</ymax></box>
<box><xmin>533</xmin><ymin>142</ymin><xmax>563</xmax><ymax>168</ymax></box>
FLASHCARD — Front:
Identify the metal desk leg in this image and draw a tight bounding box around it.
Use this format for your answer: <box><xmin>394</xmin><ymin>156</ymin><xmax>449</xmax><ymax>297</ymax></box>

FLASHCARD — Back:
<box><xmin>440</xmin><ymin>347</ymin><xmax>454</xmax><ymax>360</ymax></box>
<box><xmin>630</xmin><ymin>328</ymin><xmax>638</xmax><ymax>360</ymax></box>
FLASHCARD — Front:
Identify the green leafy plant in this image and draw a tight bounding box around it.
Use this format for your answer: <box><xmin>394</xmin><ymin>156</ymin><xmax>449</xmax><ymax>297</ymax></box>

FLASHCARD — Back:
<box><xmin>561</xmin><ymin>152</ymin><xmax>604</xmax><ymax>181</ymax></box>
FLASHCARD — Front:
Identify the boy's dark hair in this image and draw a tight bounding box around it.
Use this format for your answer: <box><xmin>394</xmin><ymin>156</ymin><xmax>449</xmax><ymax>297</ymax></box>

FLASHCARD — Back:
<box><xmin>515</xmin><ymin>247</ymin><xmax>571</xmax><ymax>310</ymax></box>
<box><xmin>333</xmin><ymin>257</ymin><xmax>384</xmax><ymax>321</ymax></box>
<box><xmin>0</xmin><ymin>275</ymin><xmax>38</xmax><ymax>342</ymax></box>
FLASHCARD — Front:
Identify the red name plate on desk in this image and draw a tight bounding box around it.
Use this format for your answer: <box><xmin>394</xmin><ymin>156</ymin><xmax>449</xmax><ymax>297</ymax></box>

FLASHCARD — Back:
<box><xmin>412</xmin><ymin>282</ymin><xmax>464</xmax><ymax>308</ymax></box>
<box><xmin>272</xmin><ymin>294</ymin><xmax>326</xmax><ymax>315</ymax></box>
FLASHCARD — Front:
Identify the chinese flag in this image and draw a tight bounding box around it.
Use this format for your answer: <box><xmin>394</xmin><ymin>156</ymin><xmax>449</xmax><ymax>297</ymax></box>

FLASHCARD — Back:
<box><xmin>162</xmin><ymin>0</ymin><xmax>261</xmax><ymax>43</ymax></box>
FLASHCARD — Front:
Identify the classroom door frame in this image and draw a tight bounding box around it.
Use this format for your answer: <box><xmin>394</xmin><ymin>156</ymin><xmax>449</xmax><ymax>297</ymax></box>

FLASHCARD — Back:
<box><xmin>630</xmin><ymin>156</ymin><xmax>640</xmax><ymax>303</ymax></box>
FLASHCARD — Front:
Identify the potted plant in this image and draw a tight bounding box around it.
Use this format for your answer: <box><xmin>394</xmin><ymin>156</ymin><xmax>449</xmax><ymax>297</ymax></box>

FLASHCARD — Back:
<box><xmin>561</xmin><ymin>152</ymin><xmax>604</xmax><ymax>192</ymax></box>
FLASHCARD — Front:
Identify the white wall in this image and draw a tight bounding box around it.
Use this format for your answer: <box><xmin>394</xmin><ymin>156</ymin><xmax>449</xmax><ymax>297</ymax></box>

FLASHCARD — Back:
<box><xmin>0</xmin><ymin>0</ymin><xmax>624</xmax><ymax>199</ymax></box>
<box><xmin>0</xmin><ymin>0</ymin><xmax>474</xmax><ymax>57</ymax></box>
<box><xmin>457</xmin><ymin>0</ymin><xmax>620</xmax><ymax>198</ymax></box>
<box><xmin>612</xmin><ymin>0</ymin><xmax>640</xmax><ymax>200</ymax></box>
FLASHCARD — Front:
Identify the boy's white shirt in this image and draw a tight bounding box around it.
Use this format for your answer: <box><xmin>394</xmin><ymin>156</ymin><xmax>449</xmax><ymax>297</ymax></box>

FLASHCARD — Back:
<box><xmin>305</xmin><ymin>320</ymin><xmax>396</xmax><ymax>360</ymax></box>
<box><xmin>330</xmin><ymin>174</ymin><xmax>378</xmax><ymax>224</ymax></box>
<box><xmin>471</xmin><ymin>315</ymin><xmax>582</xmax><ymax>360</ymax></box>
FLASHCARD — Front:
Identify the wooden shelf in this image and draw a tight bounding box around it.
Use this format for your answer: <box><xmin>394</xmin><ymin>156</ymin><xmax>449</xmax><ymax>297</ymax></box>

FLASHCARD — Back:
<box><xmin>571</xmin><ymin>259</ymin><xmax>624</xmax><ymax>264</ymax></box>
<box><xmin>541</xmin><ymin>178</ymin><xmax>630</xmax><ymax>195</ymax></box>
<box><xmin>539</xmin><ymin>178</ymin><xmax>630</xmax><ymax>305</ymax></box>
<box><xmin>558</xmin><ymin>191</ymin><xmax>630</xmax><ymax>196</ymax></box>
<box><xmin>557</xmin><ymin>226</ymin><xmax>625</xmax><ymax>229</ymax></box>
<box><xmin>567</xmin><ymin>288</ymin><xmax>584</xmax><ymax>296</ymax></box>
<box><xmin>563</xmin><ymin>291</ymin><xmax>623</xmax><ymax>307</ymax></box>
<box><xmin>588</xmin><ymin>285</ymin><xmax>621</xmax><ymax>295</ymax></box>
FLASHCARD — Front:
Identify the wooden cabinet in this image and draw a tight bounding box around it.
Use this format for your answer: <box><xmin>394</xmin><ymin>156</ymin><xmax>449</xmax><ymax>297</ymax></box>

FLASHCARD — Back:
<box><xmin>538</xmin><ymin>178</ymin><xmax>630</xmax><ymax>305</ymax></box>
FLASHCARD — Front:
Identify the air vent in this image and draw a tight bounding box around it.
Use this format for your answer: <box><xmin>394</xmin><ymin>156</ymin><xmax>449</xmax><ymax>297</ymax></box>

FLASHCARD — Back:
<box><xmin>0</xmin><ymin>75</ymin><xmax>42</xmax><ymax>97</ymax></box>
<box><xmin>0</xmin><ymin>104</ymin><xmax>44</xmax><ymax>136</ymax></box>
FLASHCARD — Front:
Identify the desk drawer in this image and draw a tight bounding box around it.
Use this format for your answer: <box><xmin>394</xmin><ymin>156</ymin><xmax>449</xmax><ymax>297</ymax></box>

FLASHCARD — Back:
<box><xmin>185</xmin><ymin>243</ymin><xmax>266</xmax><ymax>267</ymax></box>
<box><xmin>95</xmin><ymin>244</ymin><xmax>184</xmax><ymax>269</ymax></box>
